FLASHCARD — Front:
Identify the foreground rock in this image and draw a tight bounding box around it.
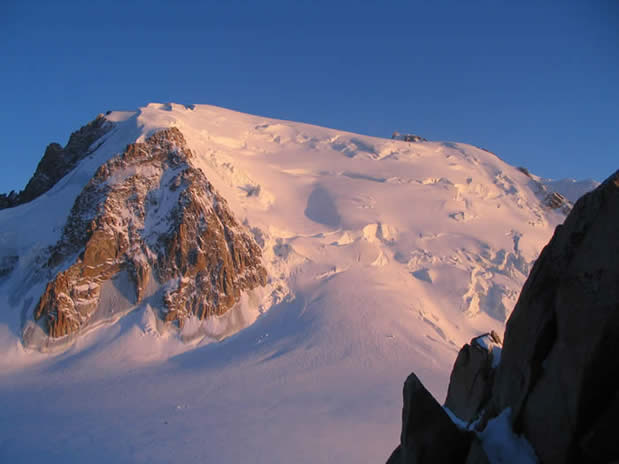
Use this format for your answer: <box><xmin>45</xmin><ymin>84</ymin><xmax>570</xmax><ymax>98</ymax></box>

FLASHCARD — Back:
<box><xmin>28</xmin><ymin>128</ymin><xmax>267</xmax><ymax>339</ymax></box>
<box><xmin>386</xmin><ymin>169</ymin><xmax>619</xmax><ymax>463</ymax></box>
<box><xmin>0</xmin><ymin>114</ymin><xmax>112</xmax><ymax>209</ymax></box>
<box><xmin>489</xmin><ymin>169</ymin><xmax>619</xmax><ymax>464</ymax></box>
<box><xmin>387</xmin><ymin>373</ymin><xmax>472</xmax><ymax>464</ymax></box>
<box><xmin>444</xmin><ymin>331</ymin><xmax>502</xmax><ymax>424</ymax></box>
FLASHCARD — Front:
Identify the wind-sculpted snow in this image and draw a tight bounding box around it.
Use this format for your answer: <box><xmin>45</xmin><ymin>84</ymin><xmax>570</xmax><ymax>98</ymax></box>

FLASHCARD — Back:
<box><xmin>0</xmin><ymin>102</ymin><xmax>587</xmax><ymax>463</ymax></box>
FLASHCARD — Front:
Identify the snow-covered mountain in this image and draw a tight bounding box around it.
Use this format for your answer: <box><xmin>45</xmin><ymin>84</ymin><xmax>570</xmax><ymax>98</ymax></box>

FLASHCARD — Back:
<box><xmin>0</xmin><ymin>103</ymin><xmax>593</xmax><ymax>463</ymax></box>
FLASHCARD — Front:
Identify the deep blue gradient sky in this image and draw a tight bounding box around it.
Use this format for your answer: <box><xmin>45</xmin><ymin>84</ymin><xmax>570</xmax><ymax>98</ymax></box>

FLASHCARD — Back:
<box><xmin>1</xmin><ymin>0</ymin><xmax>617</xmax><ymax>192</ymax></box>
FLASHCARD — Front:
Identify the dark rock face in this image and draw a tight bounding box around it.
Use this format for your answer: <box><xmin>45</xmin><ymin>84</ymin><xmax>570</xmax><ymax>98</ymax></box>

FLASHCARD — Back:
<box><xmin>387</xmin><ymin>373</ymin><xmax>472</xmax><ymax>464</ymax></box>
<box><xmin>0</xmin><ymin>114</ymin><xmax>112</xmax><ymax>210</ymax></box>
<box><xmin>579</xmin><ymin>390</ymin><xmax>619</xmax><ymax>462</ymax></box>
<box><xmin>464</xmin><ymin>439</ymin><xmax>491</xmax><ymax>464</ymax></box>
<box><xmin>32</xmin><ymin>127</ymin><xmax>267</xmax><ymax>338</ymax></box>
<box><xmin>489</xmin><ymin>169</ymin><xmax>619</xmax><ymax>464</ymax></box>
<box><xmin>387</xmin><ymin>170</ymin><xmax>619</xmax><ymax>464</ymax></box>
<box><xmin>444</xmin><ymin>331</ymin><xmax>502</xmax><ymax>424</ymax></box>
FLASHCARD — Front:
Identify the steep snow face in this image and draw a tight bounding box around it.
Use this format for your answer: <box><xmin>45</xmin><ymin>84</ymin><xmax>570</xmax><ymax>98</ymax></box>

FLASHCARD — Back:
<box><xmin>0</xmin><ymin>103</ymin><xmax>568</xmax><ymax>463</ymax></box>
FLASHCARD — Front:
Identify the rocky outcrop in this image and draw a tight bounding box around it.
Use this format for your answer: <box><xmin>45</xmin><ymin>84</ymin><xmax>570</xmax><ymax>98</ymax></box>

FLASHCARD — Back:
<box><xmin>32</xmin><ymin>127</ymin><xmax>267</xmax><ymax>338</ymax></box>
<box><xmin>488</xmin><ymin>169</ymin><xmax>619</xmax><ymax>464</ymax></box>
<box><xmin>391</xmin><ymin>132</ymin><xmax>427</xmax><ymax>142</ymax></box>
<box><xmin>444</xmin><ymin>331</ymin><xmax>502</xmax><ymax>424</ymax></box>
<box><xmin>0</xmin><ymin>114</ymin><xmax>112</xmax><ymax>210</ymax></box>
<box><xmin>542</xmin><ymin>191</ymin><xmax>570</xmax><ymax>213</ymax></box>
<box><xmin>387</xmin><ymin>373</ymin><xmax>472</xmax><ymax>464</ymax></box>
<box><xmin>386</xmin><ymin>170</ymin><xmax>619</xmax><ymax>463</ymax></box>
<box><xmin>517</xmin><ymin>166</ymin><xmax>573</xmax><ymax>215</ymax></box>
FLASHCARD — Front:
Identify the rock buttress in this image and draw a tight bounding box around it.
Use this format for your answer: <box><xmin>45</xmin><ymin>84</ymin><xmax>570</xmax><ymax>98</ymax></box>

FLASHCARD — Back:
<box><xmin>33</xmin><ymin>127</ymin><xmax>267</xmax><ymax>338</ymax></box>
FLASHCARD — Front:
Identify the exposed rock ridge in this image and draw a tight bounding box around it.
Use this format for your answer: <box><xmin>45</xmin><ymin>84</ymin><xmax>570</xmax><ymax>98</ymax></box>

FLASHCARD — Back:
<box><xmin>444</xmin><ymin>331</ymin><xmax>502</xmax><ymax>425</ymax></box>
<box><xmin>387</xmin><ymin>169</ymin><xmax>619</xmax><ymax>463</ymax></box>
<box><xmin>386</xmin><ymin>373</ymin><xmax>473</xmax><ymax>464</ymax></box>
<box><xmin>0</xmin><ymin>114</ymin><xmax>113</xmax><ymax>210</ymax></box>
<box><xmin>32</xmin><ymin>127</ymin><xmax>267</xmax><ymax>338</ymax></box>
<box><xmin>517</xmin><ymin>166</ymin><xmax>573</xmax><ymax>214</ymax></box>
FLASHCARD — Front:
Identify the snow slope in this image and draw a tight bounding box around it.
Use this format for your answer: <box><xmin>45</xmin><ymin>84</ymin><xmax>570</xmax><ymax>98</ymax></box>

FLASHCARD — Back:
<box><xmin>0</xmin><ymin>103</ymin><xmax>568</xmax><ymax>463</ymax></box>
<box><xmin>541</xmin><ymin>177</ymin><xmax>599</xmax><ymax>203</ymax></box>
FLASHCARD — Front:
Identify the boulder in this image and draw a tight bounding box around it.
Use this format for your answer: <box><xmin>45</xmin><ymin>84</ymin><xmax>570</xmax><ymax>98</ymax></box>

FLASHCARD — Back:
<box><xmin>444</xmin><ymin>331</ymin><xmax>502</xmax><ymax>423</ymax></box>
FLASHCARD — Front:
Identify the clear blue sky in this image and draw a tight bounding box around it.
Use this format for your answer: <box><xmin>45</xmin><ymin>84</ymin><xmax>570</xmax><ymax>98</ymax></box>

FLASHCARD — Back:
<box><xmin>1</xmin><ymin>0</ymin><xmax>617</xmax><ymax>192</ymax></box>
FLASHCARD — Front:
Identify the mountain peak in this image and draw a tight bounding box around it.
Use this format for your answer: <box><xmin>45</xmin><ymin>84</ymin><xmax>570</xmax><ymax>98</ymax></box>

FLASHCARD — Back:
<box><xmin>25</xmin><ymin>127</ymin><xmax>266</xmax><ymax>347</ymax></box>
